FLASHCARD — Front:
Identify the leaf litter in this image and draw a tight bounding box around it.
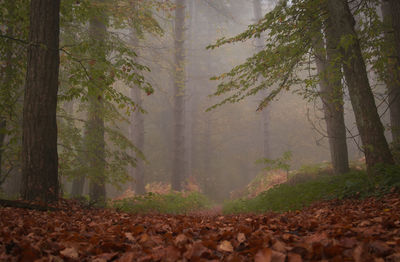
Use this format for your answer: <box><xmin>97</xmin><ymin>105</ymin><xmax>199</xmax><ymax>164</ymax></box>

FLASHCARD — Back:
<box><xmin>1</xmin><ymin>194</ymin><xmax>400</xmax><ymax>261</ymax></box>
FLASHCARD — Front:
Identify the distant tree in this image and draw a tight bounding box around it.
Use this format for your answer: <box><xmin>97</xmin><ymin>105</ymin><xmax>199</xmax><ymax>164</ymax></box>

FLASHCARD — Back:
<box><xmin>253</xmin><ymin>0</ymin><xmax>271</xmax><ymax>159</ymax></box>
<box><xmin>21</xmin><ymin>0</ymin><xmax>60</xmax><ymax>202</ymax></box>
<box><xmin>325</xmin><ymin>0</ymin><xmax>393</xmax><ymax>170</ymax></box>
<box><xmin>171</xmin><ymin>0</ymin><xmax>186</xmax><ymax>191</ymax></box>
<box><xmin>0</xmin><ymin>0</ymin><xmax>28</xmax><ymax>190</ymax></box>
<box><xmin>86</xmin><ymin>0</ymin><xmax>107</xmax><ymax>204</ymax></box>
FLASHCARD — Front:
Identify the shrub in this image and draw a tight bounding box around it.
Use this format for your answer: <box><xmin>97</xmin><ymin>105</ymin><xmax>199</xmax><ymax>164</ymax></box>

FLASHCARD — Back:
<box><xmin>223</xmin><ymin>165</ymin><xmax>400</xmax><ymax>214</ymax></box>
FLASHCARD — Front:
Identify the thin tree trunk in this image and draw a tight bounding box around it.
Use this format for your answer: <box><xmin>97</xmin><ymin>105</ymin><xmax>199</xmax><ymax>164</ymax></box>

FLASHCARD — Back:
<box><xmin>325</xmin><ymin>0</ymin><xmax>394</xmax><ymax>172</ymax></box>
<box><xmin>87</xmin><ymin>1</ymin><xmax>106</xmax><ymax>204</ymax></box>
<box><xmin>313</xmin><ymin>31</ymin><xmax>350</xmax><ymax>174</ymax></box>
<box><xmin>21</xmin><ymin>0</ymin><xmax>60</xmax><ymax>202</ymax></box>
<box><xmin>253</xmin><ymin>0</ymin><xmax>270</xmax><ymax>159</ymax></box>
<box><xmin>71</xmin><ymin>176</ymin><xmax>85</xmax><ymax>197</ymax></box>
<box><xmin>382</xmin><ymin>1</ymin><xmax>400</xmax><ymax>151</ymax></box>
<box><xmin>130</xmin><ymin>79</ymin><xmax>146</xmax><ymax>195</ymax></box>
<box><xmin>172</xmin><ymin>0</ymin><xmax>186</xmax><ymax>191</ymax></box>
<box><xmin>70</xmin><ymin>100</ymin><xmax>86</xmax><ymax>198</ymax></box>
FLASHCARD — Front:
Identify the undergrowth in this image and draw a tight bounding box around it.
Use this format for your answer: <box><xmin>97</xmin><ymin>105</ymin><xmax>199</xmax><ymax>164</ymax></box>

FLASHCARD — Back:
<box><xmin>111</xmin><ymin>191</ymin><xmax>211</xmax><ymax>214</ymax></box>
<box><xmin>223</xmin><ymin>164</ymin><xmax>400</xmax><ymax>214</ymax></box>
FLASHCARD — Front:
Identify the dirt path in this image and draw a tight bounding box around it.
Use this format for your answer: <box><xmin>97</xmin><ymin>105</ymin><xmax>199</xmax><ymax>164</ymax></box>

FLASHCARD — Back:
<box><xmin>1</xmin><ymin>195</ymin><xmax>399</xmax><ymax>261</ymax></box>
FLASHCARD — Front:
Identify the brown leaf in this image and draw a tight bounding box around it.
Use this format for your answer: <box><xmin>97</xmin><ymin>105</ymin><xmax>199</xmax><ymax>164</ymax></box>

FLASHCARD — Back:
<box><xmin>237</xmin><ymin>232</ymin><xmax>246</xmax><ymax>243</ymax></box>
<box><xmin>287</xmin><ymin>253</ymin><xmax>302</xmax><ymax>262</ymax></box>
<box><xmin>116</xmin><ymin>252</ymin><xmax>135</xmax><ymax>262</ymax></box>
<box><xmin>272</xmin><ymin>240</ymin><xmax>287</xmax><ymax>253</ymax></box>
<box><xmin>125</xmin><ymin>232</ymin><xmax>135</xmax><ymax>241</ymax></box>
<box><xmin>271</xmin><ymin>250</ymin><xmax>286</xmax><ymax>262</ymax></box>
<box><xmin>218</xmin><ymin>240</ymin><xmax>234</xmax><ymax>252</ymax></box>
<box><xmin>370</xmin><ymin>240</ymin><xmax>392</xmax><ymax>256</ymax></box>
<box><xmin>255</xmin><ymin>247</ymin><xmax>272</xmax><ymax>262</ymax></box>
<box><xmin>174</xmin><ymin>233</ymin><xmax>187</xmax><ymax>246</ymax></box>
<box><xmin>60</xmin><ymin>247</ymin><xmax>79</xmax><ymax>259</ymax></box>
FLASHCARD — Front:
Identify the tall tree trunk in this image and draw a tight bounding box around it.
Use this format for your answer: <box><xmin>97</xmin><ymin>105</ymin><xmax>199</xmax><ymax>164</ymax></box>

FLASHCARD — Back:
<box><xmin>21</xmin><ymin>0</ymin><xmax>60</xmax><ymax>202</ymax></box>
<box><xmin>388</xmin><ymin>0</ymin><xmax>400</xmax><ymax>66</ymax></box>
<box><xmin>325</xmin><ymin>0</ymin><xmax>394</xmax><ymax>172</ymax></box>
<box><xmin>313</xmin><ymin>31</ymin><xmax>350</xmax><ymax>174</ymax></box>
<box><xmin>172</xmin><ymin>0</ymin><xmax>186</xmax><ymax>191</ymax></box>
<box><xmin>87</xmin><ymin>1</ymin><xmax>106</xmax><ymax>204</ymax></box>
<box><xmin>130</xmin><ymin>79</ymin><xmax>146</xmax><ymax>195</ymax></box>
<box><xmin>253</xmin><ymin>0</ymin><xmax>270</xmax><ymax>159</ymax></box>
<box><xmin>382</xmin><ymin>1</ymin><xmax>400</xmax><ymax>152</ymax></box>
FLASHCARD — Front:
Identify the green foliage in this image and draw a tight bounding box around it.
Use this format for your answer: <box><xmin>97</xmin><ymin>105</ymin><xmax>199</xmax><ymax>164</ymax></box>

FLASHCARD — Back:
<box><xmin>57</xmin><ymin>0</ymin><xmax>163</xmax><ymax>188</ymax></box>
<box><xmin>206</xmin><ymin>0</ymin><xmax>325</xmax><ymax>111</ymax></box>
<box><xmin>256</xmin><ymin>151</ymin><xmax>292</xmax><ymax>172</ymax></box>
<box><xmin>223</xmin><ymin>165</ymin><xmax>400</xmax><ymax>214</ymax></box>
<box><xmin>112</xmin><ymin>192</ymin><xmax>212</xmax><ymax>214</ymax></box>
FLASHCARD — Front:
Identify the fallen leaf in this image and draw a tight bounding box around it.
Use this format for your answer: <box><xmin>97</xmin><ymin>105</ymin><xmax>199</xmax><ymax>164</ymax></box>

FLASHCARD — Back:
<box><xmin>60</xmin><ymin>247</ymin><xmax>79</xmax><ymax>259</ymax></box>
<box><xmin>287</xmin><ymin>253</ymin><xmax>302</xmax><ymax>262</ymax></box>
<box><xmin>237</xmin><ymin>233</ymin><xmax>246</xmax><ymax>243</ymax></box>
<box><xmin>255</xmin><ymin>247</ymin><xmax>272</xmax><ymax>262</ymax></box>
<box><xmin>218</xmin><ymin>240</ymin><xmax>234</xmax><ymax>252</ymax></box>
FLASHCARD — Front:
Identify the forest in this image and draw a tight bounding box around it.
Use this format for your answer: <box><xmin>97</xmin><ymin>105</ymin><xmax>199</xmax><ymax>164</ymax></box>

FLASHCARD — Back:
<box><xmin>0</xmin><ymin>0</ymin><xmax>400</xmax><ymax>261</ymax></box>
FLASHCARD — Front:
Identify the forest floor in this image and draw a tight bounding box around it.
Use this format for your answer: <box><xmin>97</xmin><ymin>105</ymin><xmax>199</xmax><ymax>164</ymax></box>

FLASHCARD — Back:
<box><xmin>0</xmin><ymin>194</ymin><xmax>400</xmax><ymax>262</ymax></box>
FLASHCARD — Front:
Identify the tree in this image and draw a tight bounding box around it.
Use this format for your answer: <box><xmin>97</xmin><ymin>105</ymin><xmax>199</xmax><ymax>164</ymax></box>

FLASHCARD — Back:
<box><xmin>129</xmin><ymin>40</ymin><xmax>146</xmax><ymax>195</ymax></box>
<box><xmin>21</xmin><ymin>0</ymin><xmax>60</xmax><ymax>202</ymax></box>
<box><xmin>382</xmin><ymin>0</ymin><xmax>400</xmax><ymax>152</ymax></box>
<box><xmin>0</xmin><ymin>0</ymin><xmax>28</xmax><ymax>190</ymax></box>
<box><xmin>86</xmin><ymin>0</ymin><xmax>107</xmax><ymax>204</ymax></box>
<box><xmin>171</xmin><ymin>0</ymin><xmax>186</xmax><ymax>191</ymax></box>
<box><xmin>312</xmin><ymin>27</ymin><xmax>350</xmax><ymax>174</ymax></box>
<box><xmin>253</xmin><ymin>0</ymin><xmax>271</xmax><ymax>159</ymax></box>
<box><xmin>325</xmin><ymin>0</ymin><xmax>393</xmax><ymax>170</ymax></box>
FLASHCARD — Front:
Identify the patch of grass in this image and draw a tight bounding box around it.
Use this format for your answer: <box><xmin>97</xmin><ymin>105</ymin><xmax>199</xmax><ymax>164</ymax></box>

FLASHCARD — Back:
<box><xmin>111</xmin><ymin>191</ymin><xmax>212</xmax><ymax>214</ymax></box>
<box><xmin>223</xmin><ymin>165</ymin><xmax>400</xmax><ymax>214</ymax></box>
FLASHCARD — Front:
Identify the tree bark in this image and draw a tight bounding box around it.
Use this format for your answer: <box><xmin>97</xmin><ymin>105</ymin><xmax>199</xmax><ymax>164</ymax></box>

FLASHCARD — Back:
<box><xmin>87</xmin><ymin>1</ymin><xmax>106</xmax><ymax>204</ymax></box>
<box><xmin>130</xmin><ymin>78</ymin><xmax>146</xmax><ymax>195</ymax></box>
<box><xmin>172</xmin><ymin>0</ymin><xmax>186</xmax><ymax>191</ymax></box>
<box><xmin>313</xmin><ymin>31</ymin><xmax>350</xmax><ymax>174</ymax></box>
<box><xmin>21</xmin><ymin>0</ymin><xmax>60</xmax><ymax>202</ymax></box>
<box><xmin>325</xmin><ymin>0</ymin><xmax>394</xmax><ymax>171</ymax></box>
<box><xmin>382</xmin><ymin>1</ymin><xmax>400</xmax><ymax>151</ymax></box>
<box><xmin>388</xmin><ymin>0</ymin><xmax>400</xmax><ymax>67</ymax></box>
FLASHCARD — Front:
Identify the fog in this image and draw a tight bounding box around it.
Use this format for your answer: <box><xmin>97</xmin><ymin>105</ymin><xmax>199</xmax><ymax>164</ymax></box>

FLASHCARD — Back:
<box><xmin>1</xmin><ymin>0</ymin><xmax>393</xmax><ymax>202</ymax></box>
<box><xmin>110</xmin><ymin>0</ymin><xmax>372</xmax><ymax>201</ymax></box>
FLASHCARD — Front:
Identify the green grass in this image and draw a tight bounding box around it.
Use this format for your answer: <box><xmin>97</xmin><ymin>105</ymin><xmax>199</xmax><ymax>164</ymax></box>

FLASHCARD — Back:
<box><xmin>223</xmin><ymin>165</ymin><xmax>400</xmax><ymax>214</ymax></box>
<box><xmin>111</xmin><ymin>191</ymin><xmax>212</xmax><ymax>214</ymax></box>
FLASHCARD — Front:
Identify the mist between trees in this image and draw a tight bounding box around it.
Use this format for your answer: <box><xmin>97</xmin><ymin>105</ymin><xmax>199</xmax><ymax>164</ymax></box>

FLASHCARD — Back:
<box><xmin>0</xmin><ymin>0</ymin><xmax>399</xmax><ymax>203</ymax></box>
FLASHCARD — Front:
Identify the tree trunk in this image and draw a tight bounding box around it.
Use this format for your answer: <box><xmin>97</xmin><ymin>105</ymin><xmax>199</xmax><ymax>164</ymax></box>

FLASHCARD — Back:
<box><xmin>0</xmin><ymin>119</ymin><xmax>6</xmax><ymax>184</ymax></box>
<box><xmin>71</xmin><ymin>176</ymin><xmax>85</xmax><ymax>198</ymax></box>
<box><xmin>172</xmin><ymin>0</ymin><xmax>186</xmax><ymax>191</ymax></box>
<box><xmin>325</xmin><ymin>0</ymin><xmax>394</xmax><ymax>172</ymax></box>
<box><xmin>382</xmin><ymin>1</ymin><xmax>400</xmax><ymax>152</ymax></box>
<box><xmin>130</xmin><ymin>80</ymin><xmax>146</xmax><ymax>195</ymax></box>
<box><xmin>0</xmin><ymin>2</ymin><xmax>13</xmax><ymax>185</ymax></box>
<box><xmin>21</xmin><ymin>0</ymin><xmax>60</xmax><ymax>202</ymax></box>
<box><xmin>253</xmin><ymin>0</ymin><xmax>270</xmax><ymax>159</ymax></box>
<box><xmin>87</xmin><ymin>1</ymin><xmax>107</xmax><ymax>204</ymax></box>
<box><xmin>388</xmin><ymin>0</ymin><xmax>400</xmax><ymax>66</ymax></box>
<box><xmin>313</xmin><ymin>31</ymin><xmax>350</xmax><ymax>174</ymax></box>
